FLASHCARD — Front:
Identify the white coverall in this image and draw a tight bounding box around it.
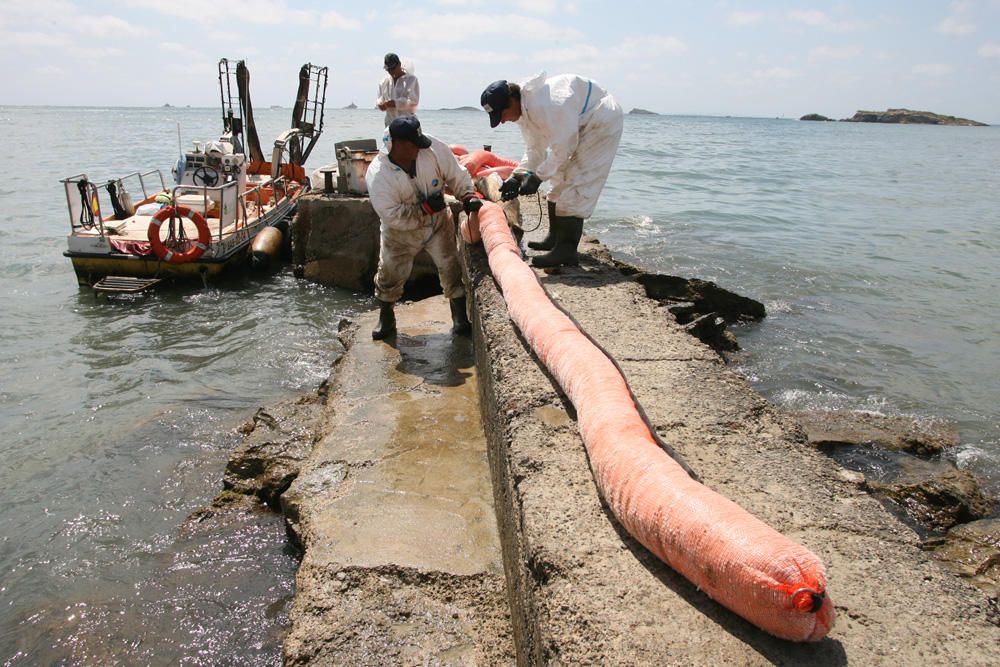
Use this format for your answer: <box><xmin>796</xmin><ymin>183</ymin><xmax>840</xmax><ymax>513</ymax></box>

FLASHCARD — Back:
<box><xmin>376</xmin><ymin>71</ymin><xmax>420</xmax><ymax>127</ymax></box>
<box><xmin>365</xmin><ymin>134</ymin><xmax>474</xmax><ymax>303</ymax></box>
<box><xmin>515</xmin><ymin>72</ymin><xmax>624</xmax><ymax>218</ymax></box>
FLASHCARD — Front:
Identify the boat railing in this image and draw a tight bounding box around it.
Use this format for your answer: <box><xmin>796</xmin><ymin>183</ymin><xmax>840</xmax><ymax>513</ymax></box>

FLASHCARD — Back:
<box><xmin>121</xmin><ymin>170</ymin><xmax>167</xmax><ymax>203</ymax></box>
<box><xmin>64</xmin><ymin>168</ymin><xmax>285</xmax><ymax>241</ymax></box>
<box><xmin>62</xmin><ymin>170</ymin><xmax>168</xmax><ymax>234</ymax></box>
<box><xmin>169</xmin><ymin>176</ymin><xmax>281</xmax><ymax>241</ymax></box>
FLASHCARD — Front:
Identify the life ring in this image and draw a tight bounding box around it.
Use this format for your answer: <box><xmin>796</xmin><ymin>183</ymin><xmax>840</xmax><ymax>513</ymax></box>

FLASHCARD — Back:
<box><xmin>147</xmin><ymin>205</ymin><xmax>212</xmax><ymax>264</ymax></box>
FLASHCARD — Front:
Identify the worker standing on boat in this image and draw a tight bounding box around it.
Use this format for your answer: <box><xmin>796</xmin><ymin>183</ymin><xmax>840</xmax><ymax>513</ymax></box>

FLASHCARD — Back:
<box><xmin>376</xmin><ymin>53</ymin><xmax>419</xmax><ymax>127</ymax></box>
<box><xmin>480</xmin><ymin>73</ymin><xmax>623</xmax><ymax>267</ymax></box>
<box><xmin>365</xmin><ymin>116</ymin><xmax>483</xmax><ymax>340</ymax></box>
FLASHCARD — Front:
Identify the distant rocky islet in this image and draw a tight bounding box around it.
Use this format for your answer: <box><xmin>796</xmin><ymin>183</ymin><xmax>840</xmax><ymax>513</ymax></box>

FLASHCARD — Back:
<box><xmin>801</xmin><ymin>108</ymin><xmax>987</xmax><ymax>126</ymax></box>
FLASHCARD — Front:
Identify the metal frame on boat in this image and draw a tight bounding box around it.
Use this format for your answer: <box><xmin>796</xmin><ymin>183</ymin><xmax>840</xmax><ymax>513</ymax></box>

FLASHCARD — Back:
<box><xmin>62</xmin><ymin>58</ymin><xmax>327</xmax><ymax>288</ymax></box>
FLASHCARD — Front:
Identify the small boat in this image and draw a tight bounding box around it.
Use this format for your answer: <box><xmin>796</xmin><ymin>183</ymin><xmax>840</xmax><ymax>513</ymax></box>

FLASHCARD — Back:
<box><xmin>62</xmin><ymin>58</ymin><xmax>328</xmax><ymax>289</ymax></box>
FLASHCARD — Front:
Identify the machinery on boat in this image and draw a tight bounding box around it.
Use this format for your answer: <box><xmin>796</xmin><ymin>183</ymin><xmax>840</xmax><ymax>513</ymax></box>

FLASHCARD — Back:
<box><xmin>62</xmin><ymin>58</ymin><xmax>328</xmax><ymax>291</ymax></box>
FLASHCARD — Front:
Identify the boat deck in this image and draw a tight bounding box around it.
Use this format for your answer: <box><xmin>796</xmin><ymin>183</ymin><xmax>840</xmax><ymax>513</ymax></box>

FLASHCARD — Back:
<box><xmin>79</xmin><ymin>199</ymin><xmax>281</xmax><ymax>244</ymax></box>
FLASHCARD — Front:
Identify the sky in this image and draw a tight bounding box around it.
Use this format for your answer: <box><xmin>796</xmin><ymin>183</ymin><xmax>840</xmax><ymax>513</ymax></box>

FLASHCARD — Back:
<box><xmin>1</xmin><ymin>0</ymin><xmax>998</xmax><ymax>123</ymax></box>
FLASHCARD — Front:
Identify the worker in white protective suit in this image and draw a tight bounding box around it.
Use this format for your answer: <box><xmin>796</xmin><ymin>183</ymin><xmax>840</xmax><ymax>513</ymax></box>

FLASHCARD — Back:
<box><xmin>480</xmin><ymin>73</ymin><xmax>623</xmax><ymax>267</ymax></box>
<box><xmin>365</xmin><ymin>116</ymin><xmax>484</xmax><ymax>340</ymax></box>
<box><xmin>376</xmin><ymin>53</ymin><xmax>420</xmax><ymax>127</ymax></box>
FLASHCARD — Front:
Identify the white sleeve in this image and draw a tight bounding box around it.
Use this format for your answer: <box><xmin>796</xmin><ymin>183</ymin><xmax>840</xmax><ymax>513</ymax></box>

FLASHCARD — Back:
<box><xmin>518</xmin><ymin>125</ymin><xmax>549</xmax><ymax>175</ymax></box>
<box><xmin>366</xmin><ymin>166</ymin><xmax>426</xmax><ymax>231</ymax></box>
<box><xmin>376</xmin><ymin>75</ymin><xmax>391</xmax><ymax>106</ymax></box>
<box><xmin>397</xmin><ymin>76</ymin><xmax>420</xmax><ymax>114</ymax></box>
<box><xmin>531</xmin><ymin>103</ymin><xmax>580</xmax><ymax>181</ymax></box>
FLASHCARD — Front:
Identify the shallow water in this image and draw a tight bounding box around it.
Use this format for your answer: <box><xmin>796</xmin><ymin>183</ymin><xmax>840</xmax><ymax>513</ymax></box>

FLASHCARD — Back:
<box><xmin>1</xmin><ymin>105</ymin><xmax>998</xmax><ymax>662</ymax></box>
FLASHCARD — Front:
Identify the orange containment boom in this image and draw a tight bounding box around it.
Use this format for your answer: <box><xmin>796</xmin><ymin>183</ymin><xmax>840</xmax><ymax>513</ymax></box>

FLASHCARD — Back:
<box><xmin>474</xmin><ymin>201</ymin><xmax>835</xmax><ymax>642</ymax></box>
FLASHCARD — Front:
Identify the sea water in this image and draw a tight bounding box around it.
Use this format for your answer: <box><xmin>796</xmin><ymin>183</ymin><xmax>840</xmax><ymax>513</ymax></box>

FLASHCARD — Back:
<box><xmin>0</xmin><ymin>106</ymin><xmax>997</xmax><ymax>662</ymax></box>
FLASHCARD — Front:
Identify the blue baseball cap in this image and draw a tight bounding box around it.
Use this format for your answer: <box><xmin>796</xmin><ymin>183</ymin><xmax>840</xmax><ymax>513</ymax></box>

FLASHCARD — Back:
<box><xmin>388</xmin><ymin>116</ymin><xmax>431</xmax><ymax>149</ymax></box>
<box><xmin>480</xmin><ymin>80</ymin><xmax>510</xmax><ymax>128</ymax></box>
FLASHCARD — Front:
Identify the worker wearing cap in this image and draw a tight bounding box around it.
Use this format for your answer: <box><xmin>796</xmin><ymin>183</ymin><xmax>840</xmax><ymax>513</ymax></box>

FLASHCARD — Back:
<box><xmin>376</xmin><ymin>53</ymin><xmax>420</xmax><ymax>127</ymax></box>
<box><xmin>365</xmin><ymin>116</ymin><xmax>484</xmax><ymax>340</ymax></box>
<box><xmin>480</xmin><ymin>73</ymin><xmax>623</xmax><ymax>267</ymax></box>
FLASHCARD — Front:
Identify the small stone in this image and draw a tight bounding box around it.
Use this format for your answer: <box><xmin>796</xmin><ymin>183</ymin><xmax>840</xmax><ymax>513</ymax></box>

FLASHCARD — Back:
<box><xmin>838</xmin><ymin>469</ymin><xmax>866</xmax><ymax>485</ymax></box>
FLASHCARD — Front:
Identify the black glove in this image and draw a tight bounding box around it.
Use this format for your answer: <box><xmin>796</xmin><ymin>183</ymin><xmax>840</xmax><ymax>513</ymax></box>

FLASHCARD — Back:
<box><xmin>420</xmin><ymin>191</ymin><xmax>447</xmax><ymax>214</ymax></box>
<box><xmin>500</xmin><ymin>175</ymin><xmax>523</xmax><ymax>201</ymax></box>
<box><xmin>462</xmin><ymin>196</ymin><xmax>483</xmax><ymax>214</ymax></box>
<box><xmin>519</xmin><ymin>173</ymin><xmax>542</xmax><ymax>196</ymax></box>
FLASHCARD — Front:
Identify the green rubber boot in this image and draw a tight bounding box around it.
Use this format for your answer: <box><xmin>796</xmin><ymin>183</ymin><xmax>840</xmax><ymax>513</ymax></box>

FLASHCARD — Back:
<box><xmin>371</xmin><ymin>299</ymin><xmax>396</xmax><ymax>340</ymax></box>
<box><xmin>531</xmin><ymin>217</ymin><xmax>583</xmax><ymax>268</ymax></box>
<box><xmin>527</xmin><ymin>200</ymin><xmax>559</xmax><ymax>251</ymax></box>
<box><xmin>450</xmin><ymin>296</ymin><xmax>472</xmax><ymax>336</ymax></box>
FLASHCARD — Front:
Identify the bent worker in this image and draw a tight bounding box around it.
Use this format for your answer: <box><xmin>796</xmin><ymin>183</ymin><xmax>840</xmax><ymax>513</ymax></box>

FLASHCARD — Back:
<box><xmin>376</xmin><ymin>52</ymin><xmax>420</xmax><ymax>127</ymax></box>
<box><xmin>480</xmin><ymin>73</ymin><xmax>623</xmax><ymax>267</ymax></box>
<box><xmin>365</xmin><ymin>116</ymin><xmax>483</xmax><ymax>340</ymax></box>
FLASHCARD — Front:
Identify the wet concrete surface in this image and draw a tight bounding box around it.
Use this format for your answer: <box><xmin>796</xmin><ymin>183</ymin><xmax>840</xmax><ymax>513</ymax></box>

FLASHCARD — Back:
<box><xmin>280</xmin><ymin>298</ymin><xmax>513</xmax><ymax>665</ymax></box>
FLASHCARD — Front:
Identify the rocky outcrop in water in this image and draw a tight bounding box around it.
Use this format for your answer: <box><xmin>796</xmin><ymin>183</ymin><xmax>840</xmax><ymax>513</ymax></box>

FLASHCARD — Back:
<box><xmin>792</xmin><ymin>410</ymin><xmax>959</xmax><ymax>456</ymax></box>
<box><xmin>224</xmin><ymin>397</ymin><xmax>327</xmax><ymax>510</ymax></box>
<box><xmin>792</xmin><ymin>410</ymin><xmax>994</xmax><ymax>534</ymax></box>
<box><xmin>843</xmin><ymin>108</ymin><xmax>987</xmax><ymax>126</ymax></box>
<box><xmin>926</xmin><ymin>519</ymin><xmax>1000</xmax><ymax>599</ymax></box>
<box><xmin>867</xmin><ymin>464</ymin><xmax>995</xmax><ymax>533</ymax></box>
<box><xmin>610</xmin><ymin>269</ymin><xmax>766</xmax><ymax>352</ymax></box>
<box><xmin>628</xmin><ymin>108</ymin><xmax>658</xmax><ymax>115</ymax></box>
<box><xmin>800</xmin><ymin>113</ymin><xmax>834</xmax><ymax>121</ymax></box>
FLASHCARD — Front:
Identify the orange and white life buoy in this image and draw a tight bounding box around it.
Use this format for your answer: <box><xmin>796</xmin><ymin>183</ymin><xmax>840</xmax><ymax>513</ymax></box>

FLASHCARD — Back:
<box><xmin>147</xmin><ymin>205</ymin><xmax>212</xmax><ymax>264</ymax></box>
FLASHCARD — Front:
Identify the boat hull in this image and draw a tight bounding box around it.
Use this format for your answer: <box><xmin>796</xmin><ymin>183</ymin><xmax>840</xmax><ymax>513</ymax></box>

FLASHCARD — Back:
<box><xmin>65</xmin><ymin>200</ymin><xmax>294</xmax><ymax>286</ymax></box>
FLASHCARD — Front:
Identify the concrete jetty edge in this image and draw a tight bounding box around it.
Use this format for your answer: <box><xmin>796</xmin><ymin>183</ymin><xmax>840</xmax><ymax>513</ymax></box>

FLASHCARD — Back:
<box><xmin>459</xmin><ymin>230</ymin><xmax>999</xmax><ymax>664</ymax></box>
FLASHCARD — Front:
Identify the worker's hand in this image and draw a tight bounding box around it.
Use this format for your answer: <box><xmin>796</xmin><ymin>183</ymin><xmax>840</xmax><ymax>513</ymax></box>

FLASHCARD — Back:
<box><xmin>376</xmin><ymin>101</ymin><xmax>386</xmax><ymax>111</ymax></box>
<box><xmin>519</xmin><ymin>173</ymin><xmax>542</xmax><ymax>196</ymax></box>
<box><xmin>462</xmin><ymin>196</ymin><xmax>483</xmax><ymax>214</ymax></box>
<box><xmin>500</xmin><ymin>175</ymin><xmax>523</xmax><ymax>201</ymax></box>
<box><xmin>420</xmin><ymin>191</ymin><xmax>447</xmax><ymax>215</ymax></box>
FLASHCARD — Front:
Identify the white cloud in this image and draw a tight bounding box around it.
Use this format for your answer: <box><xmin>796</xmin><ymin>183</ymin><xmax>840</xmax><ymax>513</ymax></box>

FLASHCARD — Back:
<box><xmin>978</xmin><ymin>42</ymin><xmax>1000</xmax><ymax>57</ymax></box>
<box><xmin>513</xmin><ymin>0</ymin><xmax>558</xmax><ymax>13</ymax></box>
<box><xmin>389</xmin><ymin>12</ymin><xmax>581</xmax><ymax>42</ymax></box>
<box><xmin>809</xmin><ymin>45</ymin><xmax>863</xmax><ymax>60</ymax></box>
<box><xmin>531</xmin><ymin>34</ymin><xmax>685</xmax><ymax>68</ymax></box>
<box><xmin>1</xmin><ymin>30</ymin><xmax>66</xmax><ymax>49</ymax></box>
<box><xmin>788</xmin><ymin>9</ymin><xmax>830</xmax><ymax>26</ymax></box>
<box><xmin>728</xmin><ymin>11</ymin><xmax>763</xmax><ymax>27</ymax></box>
<box><xmin>123</xmin><ymin>0</ymin><xmax>348</xmax><ymax>28</ymax></box>
<box><xmin>72</xmin><ymin>15</ymin><xmax>150</xmax><ymax>39</ymax></box>
<box><xmin>752</xmin><ymin>66</ymin><xmax>797</xmax><ymax>81</ymax></box>
<box><xmin>612</xmin><ymin>34</ymin><xmax>686</xmax><ymax>59</ymax></box>
<box><xmin>35</xmin><ymin>64</ymin><xmax>66</xmax><ymax>77</ymax></box>
<box><xmin>938</xmin><ymin>16</ymin><xmax>975</xmax><ymax>35</ymax></box>
<box><xmin>319</xmin><ymin>11</ymin><xmax>361</xmax><ymax>30</ymax></box>
<box><xmin>160</xmin><ymin>42</ymin><xmax>188</xmax><ymax>54</ymax></box>
<box><xmin>410</xmin><ymin>47</ymin><xmax>520</xmax><ymax>66</ymax></box>
<box><xmin>912</xmin><ymin>63</ymin><xmax>954</xmax><ymax>77</ymax></box>
<box><xmin>68</xmin><ymin>46</ymin><xmax>126</xmax><ymax>61</ymax></box>
<box><xmin>787</xmin><ymin>9</ymin><xmax>859</xmax><ymax>32</ymax></box>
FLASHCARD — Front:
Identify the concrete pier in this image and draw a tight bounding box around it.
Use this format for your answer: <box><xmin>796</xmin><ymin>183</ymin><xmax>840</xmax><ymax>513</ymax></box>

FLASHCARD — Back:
<box><xmin>280</xmin><ymin>298</ymin><xmax>513</xmax><ymax>664</ymax></box>
<box><xmin>226</xmin><ymin>195</ymin><xmax>999</xmax><ymax>665</ymax></box>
